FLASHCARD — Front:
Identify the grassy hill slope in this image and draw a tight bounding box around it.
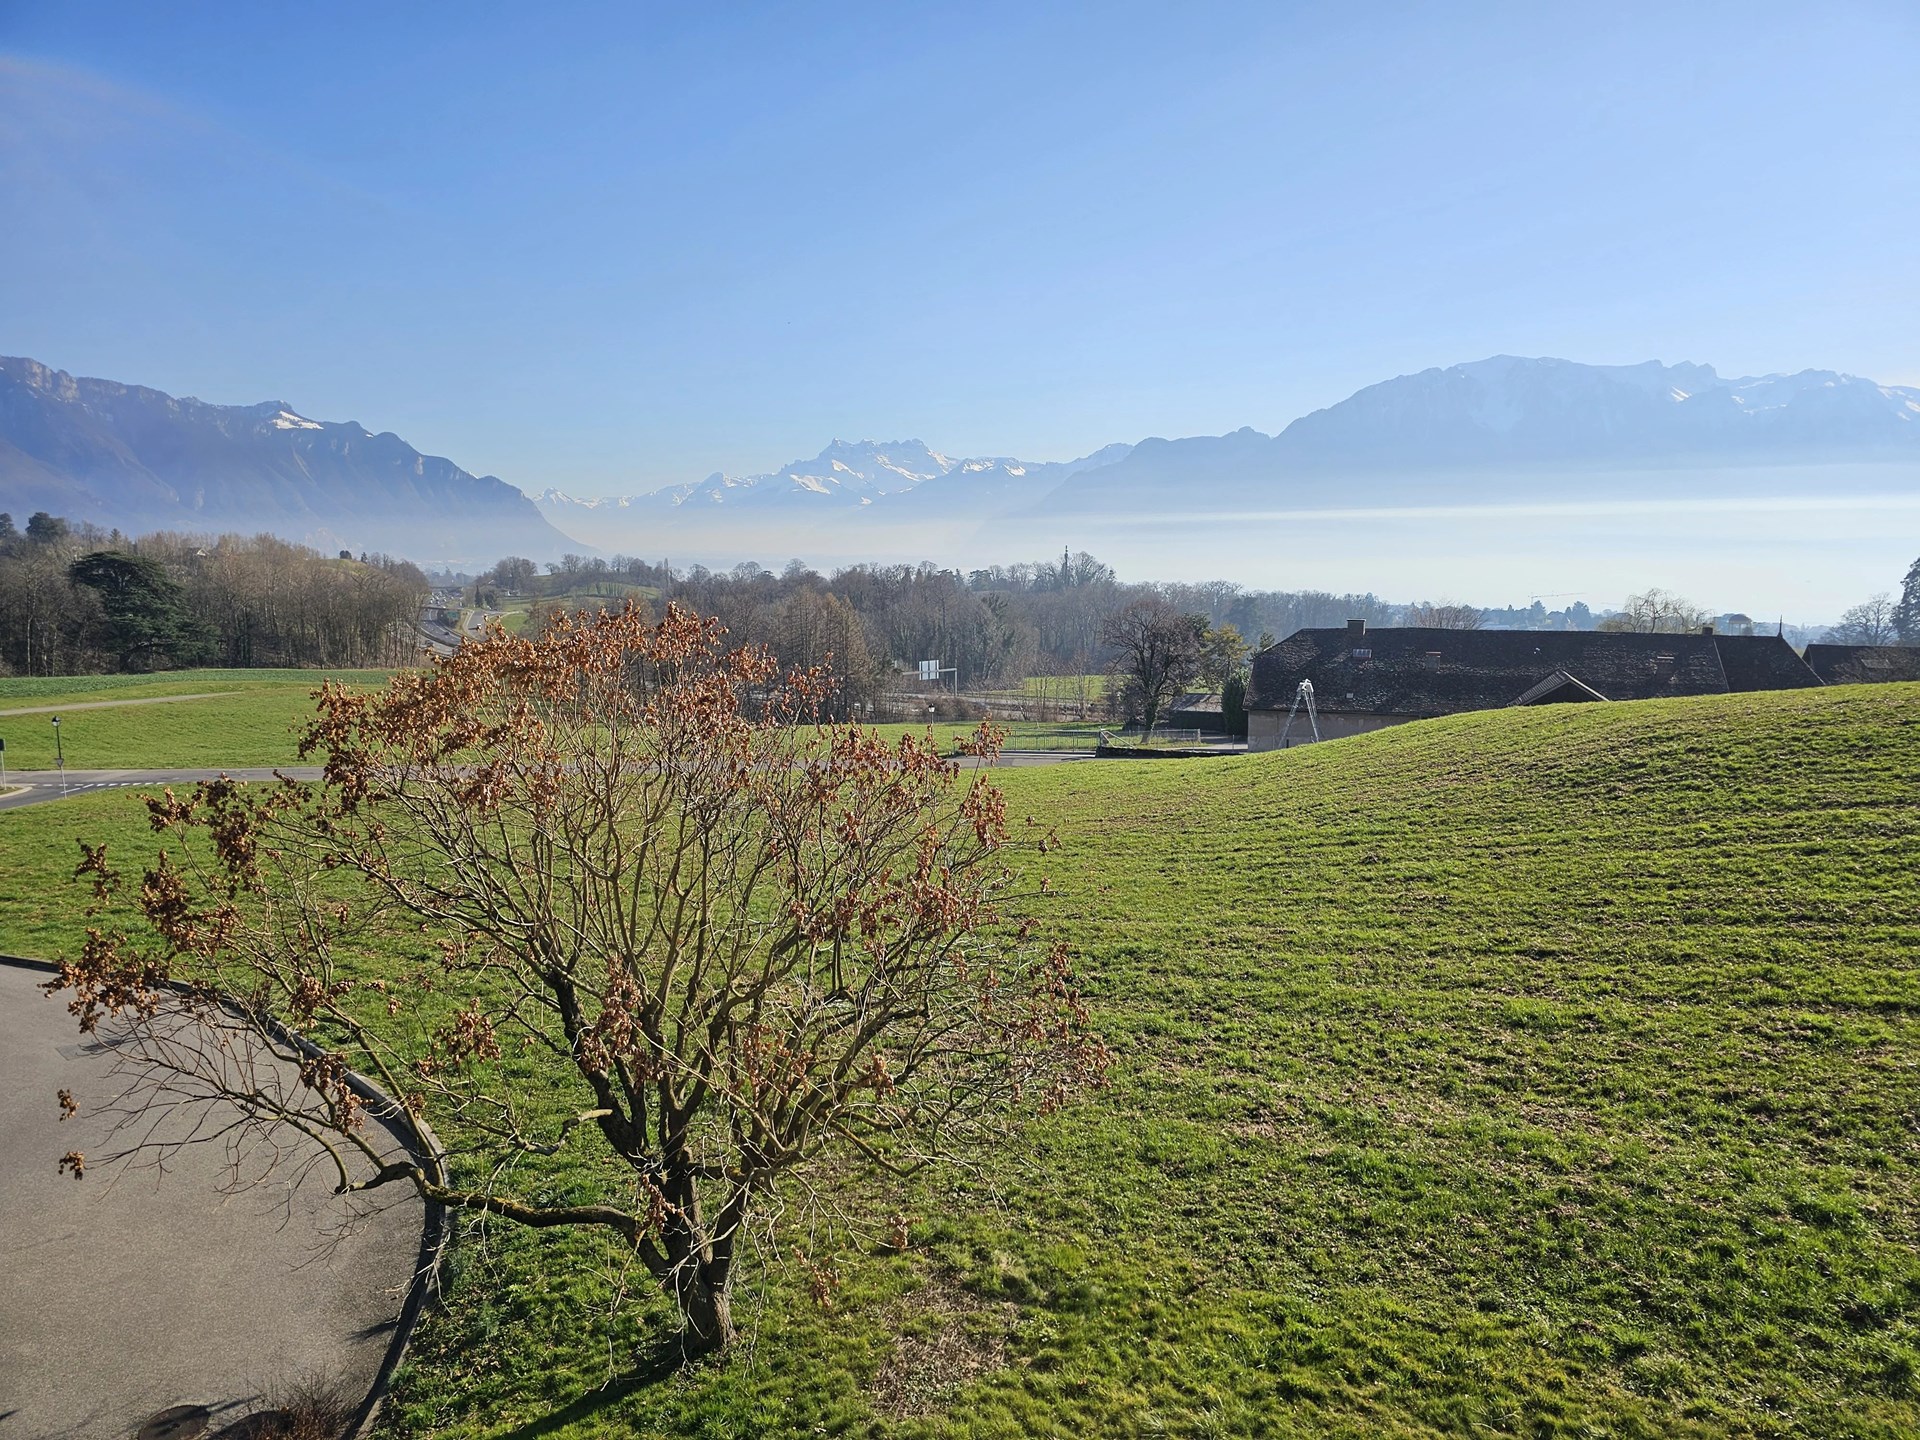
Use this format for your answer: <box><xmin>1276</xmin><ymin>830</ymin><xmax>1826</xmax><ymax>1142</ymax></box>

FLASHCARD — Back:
<box><xmin>2</xmin><ymin>683</ymin><xmax>1915</xmax><ymax>1437</ymax></box>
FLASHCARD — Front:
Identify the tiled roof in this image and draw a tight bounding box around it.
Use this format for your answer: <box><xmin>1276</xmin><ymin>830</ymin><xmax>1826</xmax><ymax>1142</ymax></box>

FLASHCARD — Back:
<box><xmin>1713</xmin><ymin>633</ymin><xmax>1826</xmax><ymax>693</ymax></box>
<box><xmin>1249</xmin><ymin>627</ymin><xmax>1821</xmax><ymax>715</ymax></box>
<box><xmin>1802</xmin><ymin>643</ymin><xmax>1920</xmax><ymax>685</ymax></box>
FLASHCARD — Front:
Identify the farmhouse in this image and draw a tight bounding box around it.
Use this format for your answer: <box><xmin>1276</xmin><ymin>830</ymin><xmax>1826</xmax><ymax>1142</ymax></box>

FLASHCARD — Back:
<box><xmin>1247</xmin><ymin>620</ymin><xmax>1821</xmax><ymax>749</ymax></box>
<box><xmin>1802</xmin><ymin>643</ymin><xmax>1920</xmax><ymax>686</ymax></box>
<box><xmin>1167</xmin><ymin>690</ymin><xmax>1227</xmax><ymax>733</ymax></box>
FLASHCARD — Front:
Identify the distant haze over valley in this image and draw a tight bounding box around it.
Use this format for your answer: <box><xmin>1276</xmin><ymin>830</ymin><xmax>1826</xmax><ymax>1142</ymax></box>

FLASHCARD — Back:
<box><xmin>4</xmin><ymin>354</ymin><xmax>1915</xmax><ymax>618</ymax></box>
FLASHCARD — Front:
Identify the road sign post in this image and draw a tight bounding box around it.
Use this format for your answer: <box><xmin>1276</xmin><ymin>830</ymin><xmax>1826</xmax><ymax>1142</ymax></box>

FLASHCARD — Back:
<box><xmin>51</xmin><ymin>716</ymin><xmax>66</xmax><ymax>798</ymax></box>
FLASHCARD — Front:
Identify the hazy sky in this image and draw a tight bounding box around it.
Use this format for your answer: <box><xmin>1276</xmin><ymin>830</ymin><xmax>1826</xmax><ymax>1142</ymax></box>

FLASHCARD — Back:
<box><xmin>4</xmin><ymin>1</ymin><xmax>1916</xmax><ymax>498</ymax></box>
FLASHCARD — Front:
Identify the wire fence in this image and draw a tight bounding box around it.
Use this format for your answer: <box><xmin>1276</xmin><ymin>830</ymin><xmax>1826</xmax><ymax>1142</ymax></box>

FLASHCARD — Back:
<box><xmin>1099</xmin><ymin>726</ymin><xmax>1207</xmax><ymax>748</ymax></box>
<box><xmin>990</xmin><ymin>724</ymin><xmax>1108</xmax><ymax>752</ymax></box>
<box><xmin>912</xmin><ymin>721</ymin><xmax>1238</xmax><ymax>755</ymax></box>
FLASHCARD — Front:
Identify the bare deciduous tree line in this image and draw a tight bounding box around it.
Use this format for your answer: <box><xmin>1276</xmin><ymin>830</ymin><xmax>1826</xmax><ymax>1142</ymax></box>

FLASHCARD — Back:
<box><xmin>0</xmin><ymin>512</ymin><xmax>429</xmax><ymax>674</ymax></box>
<box><xmin>508</xmin><ymin>550</ymin><xmax>1397</xmax><ymax>706</ymax></box>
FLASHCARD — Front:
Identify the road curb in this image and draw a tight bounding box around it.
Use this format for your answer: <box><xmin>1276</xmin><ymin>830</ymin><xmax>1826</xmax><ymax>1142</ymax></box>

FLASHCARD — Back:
<box><xmin>1093</xmin><ymin>743</ymin><xmax>1247</xmax><ymax>759</ymax></box>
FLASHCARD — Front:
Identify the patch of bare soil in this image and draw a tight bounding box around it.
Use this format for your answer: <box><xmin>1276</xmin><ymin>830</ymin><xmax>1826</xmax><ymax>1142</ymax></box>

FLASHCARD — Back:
<box><xmin>868</xmin><ymin>1276</ymin><xmax>1020</xmax><ymax>1419</ymax></box>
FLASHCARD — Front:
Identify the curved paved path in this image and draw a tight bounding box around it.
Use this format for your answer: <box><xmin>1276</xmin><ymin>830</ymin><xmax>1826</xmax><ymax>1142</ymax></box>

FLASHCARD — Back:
<box><xmin>0</xmin><ymin>960</ymin><xmax>424</xmax><ymax>1440</ymax></box>
<box><xmin>0</xmin><ymin>693</ymin><xmax>243</xmax><ymax>718</ymax></box>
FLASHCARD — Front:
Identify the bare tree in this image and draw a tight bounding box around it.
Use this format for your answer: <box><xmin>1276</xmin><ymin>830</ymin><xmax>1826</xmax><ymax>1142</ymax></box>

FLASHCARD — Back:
<box><xmin>487</xmin><ymin>555</ymin><xmax>539</xmax><ymax>594</ymax></box>
<box><xmin>49</xmin><ymin>604</ymin><xmax>1107</xmax><ymax>1355</ymax></box>
<box><xmin>762</xmin><ymin>587</ymin><xmax>879</xmax><ymax>718</ymax></box>
<box><xmin>1404</xmin><ymin>601</ymin><xmax>1485</xmax><ymax>630</ymax></box>
<box><xmin>1598</xmin><ymin>588</ymin><xmax>1711</xmax><ymax>634</ymax></box>
<box><xmin>0</xmin><ymin>531</ymin><xmax>102</xmax><ymax>675</ymax></box>
<box><xmin>1100</xmin><ymin>597</ymin><xmax>1206</xmax><ymax>738</ymax></box>
<box><xmin>1825</xmin><ymin>593</ymin><xmax>1899</xmax><ymax>646</ymax></box>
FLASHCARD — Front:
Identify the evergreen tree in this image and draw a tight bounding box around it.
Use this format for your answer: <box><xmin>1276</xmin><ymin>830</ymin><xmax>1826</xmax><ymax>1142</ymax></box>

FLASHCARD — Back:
<box><xmin>1222</xmin><ymin>671</ymin><xmax>1249</xmax><ymax>740</ymax></box>
<box><xmin>1894</xmin><ymin>556</ymin><xmax>1920</xmax><ymax>645</ymax></box>
<box><xmin>68</xmin><ymin>551</ymin><xmax>213</xmax><ymax>672</ymax></box>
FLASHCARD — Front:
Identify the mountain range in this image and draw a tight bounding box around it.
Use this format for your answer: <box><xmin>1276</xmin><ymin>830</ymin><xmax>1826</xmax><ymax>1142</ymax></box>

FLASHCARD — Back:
<box><xmin>3</xmin><ymin>354</ymin><xmax>1914</xmax><ymax>569</ymax></box>
<box><xmin>1033</xmin><ymin>357</ymin><xmax>1920</xmax><ymax>518</ymax></box>
<box><xmin>535</xmin><ymin>356</ymin><xmax>1919</xmax><ymax>560</ymax></box>
<box><xmin>534</xmin><ymin>439</ymin><xmax>1135</xmax><ymax>535</ymax></box>
<box><xmin>0</xmin><ymin>356</ymin><xmax>575</xmax><ymax>563</ymax></box>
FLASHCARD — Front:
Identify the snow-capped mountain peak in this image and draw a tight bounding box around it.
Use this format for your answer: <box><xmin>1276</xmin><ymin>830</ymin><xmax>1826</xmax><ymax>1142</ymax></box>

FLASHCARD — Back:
<box><xmin>545</xmin><ymin>437</ymin><xmax>1122</xmax><ymax>517</ymax></box>
<box><xmin>530</xmin><ymin>437</ymin><xmax>1139</xmax><ymax>551</ymax></box>
<box><xmin>534</xmin><ymin>487</ymin><xmax>634</xmax><ymax>511</ymax></box>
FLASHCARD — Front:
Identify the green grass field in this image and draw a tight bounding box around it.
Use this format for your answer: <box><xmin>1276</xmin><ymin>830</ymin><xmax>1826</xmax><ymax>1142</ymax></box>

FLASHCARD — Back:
<box><xmin>981</xmin><ymin>674</ymin><xmax>1106</xmax><ymax>701</ymax></box>
<box><xmin>2</xmin><ymin>682</ymin><xmax>1916</xmax><ymax>1437</ymax></box>
<box><xmin>1020</xmin><ymin>674</ymin><xmax>1105</xmax><ymax>696</ymax></box>
<box><xmin>0</xmin><ymin>670</ymin><xmax>393</xmax><ymax>770</ymax></box>
<box><xmin>961</xmin><ymin>675</ymin><xmax>1108</xmax><ymax>715</ymax></box>
<box><xmin>0</xmin><ymin>677</ymin><xmax>1087</xmax><ymax>773</ymax></box>
<box><xmin>489</xmin><ymin>582</ymin><xmax>663</xmax><ymax>634</ymax></box>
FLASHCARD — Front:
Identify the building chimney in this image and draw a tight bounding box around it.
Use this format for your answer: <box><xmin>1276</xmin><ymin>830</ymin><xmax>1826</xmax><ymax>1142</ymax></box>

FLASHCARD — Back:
<box><xmin>1347</xmin><ymin>618</ymin><xmax>1367</xmax><ymax>639</ymax></box>
<box><xmin>1700</xmin><ymin>624</ymin><xmax>1715</xmax><ymax>635</ymax></box>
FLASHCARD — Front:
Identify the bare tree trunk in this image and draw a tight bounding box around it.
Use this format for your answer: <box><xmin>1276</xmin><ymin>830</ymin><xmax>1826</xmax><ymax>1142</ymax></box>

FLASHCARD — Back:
<box><xmin>669</xmin><ymin>1265</ymin><xmax>736</xmax><ymax>1354</ymax></box>
<box><xmin>655</xmin><ymin>1159</ymin><xmax>740</xmax><ymax>1354</ymax></box>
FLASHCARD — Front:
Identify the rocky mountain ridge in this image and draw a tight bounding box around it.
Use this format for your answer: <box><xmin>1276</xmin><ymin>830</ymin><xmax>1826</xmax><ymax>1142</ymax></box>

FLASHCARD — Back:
<box><xmin>0</xmin><ymin>356</ymin><xmax>576</xmax><ymax>563</ymax></box>
<box><xmin>1028</xmin><ymin>357</ymin><xmax>1920</xmax><ymax>516</ymax></box>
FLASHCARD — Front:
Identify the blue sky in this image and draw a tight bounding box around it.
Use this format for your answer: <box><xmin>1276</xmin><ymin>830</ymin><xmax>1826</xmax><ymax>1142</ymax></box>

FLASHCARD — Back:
<box><xmin>3</xmin><ymin>1</ymin><xmax>1916</xmax><ymax>497</ymax></box>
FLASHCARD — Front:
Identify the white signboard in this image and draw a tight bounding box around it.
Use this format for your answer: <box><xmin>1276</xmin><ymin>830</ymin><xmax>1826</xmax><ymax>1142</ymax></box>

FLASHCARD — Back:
<box><xmin>918</xmin><ymin>660</ymin><xmax>940</xmax><ymax>682</ymax></box>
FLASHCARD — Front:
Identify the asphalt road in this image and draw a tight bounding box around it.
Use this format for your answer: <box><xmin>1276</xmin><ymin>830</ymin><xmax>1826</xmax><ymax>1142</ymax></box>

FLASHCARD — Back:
<box><xmin>0</xmin><ymin>769</ymin><xmax>327</xmax><ymax>813</ymax></box>
<box><xmin>0</xmin><ymin>752</ymin><xmax>1091</xmax><ymax>813</ymax></box>
<box><xmin>0</xmin><ymin>959</ymin><xmax>422</xmax><ymax>1440</ymax></box>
